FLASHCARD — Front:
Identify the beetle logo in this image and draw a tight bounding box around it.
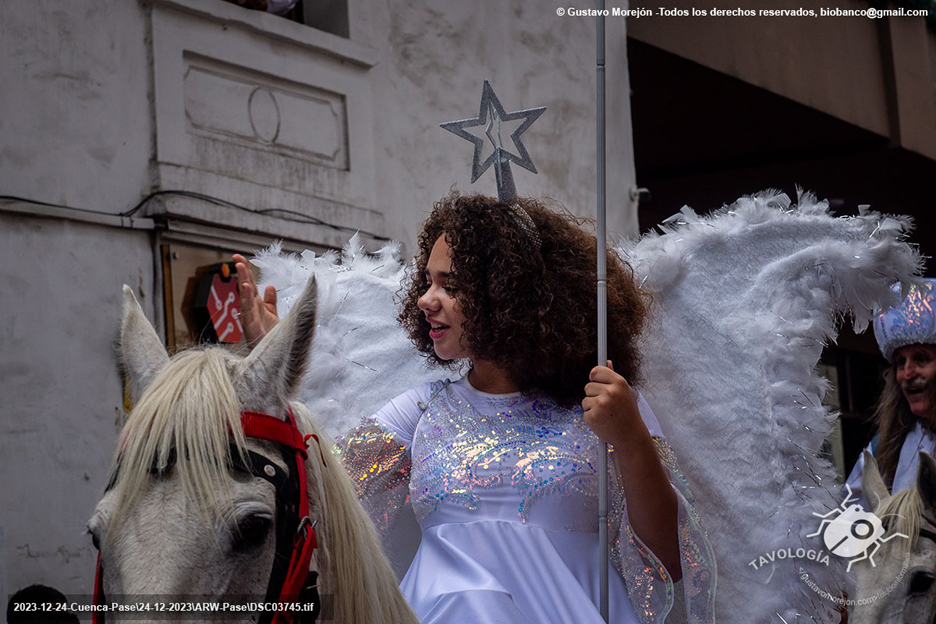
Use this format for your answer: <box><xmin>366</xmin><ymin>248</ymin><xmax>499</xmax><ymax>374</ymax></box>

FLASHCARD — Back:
<box><xmin>808</xmin><ymin>485</ymin><xmax>908</xmax><ymax>571</ymax></box>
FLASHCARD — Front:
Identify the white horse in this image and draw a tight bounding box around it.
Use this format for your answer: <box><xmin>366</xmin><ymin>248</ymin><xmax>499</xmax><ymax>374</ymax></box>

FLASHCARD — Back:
<box><xmin>850</xmin><ymin>451</ymin><xmax>936</xmax><ymax>623</ymax></box>
<box><xmin>87</xmin><ymin>279</ymin><xmax>418</xmax><ymax>623</ymax></box>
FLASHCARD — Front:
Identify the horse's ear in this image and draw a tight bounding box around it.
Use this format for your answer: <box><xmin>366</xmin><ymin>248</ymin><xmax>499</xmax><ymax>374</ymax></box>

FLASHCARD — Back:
<box><xmin>236</xmin><ymin>276</ymin><xmax>317</xmax><ymax>414</ymax></box>
<box><xmin>861</xmin><ymin>450</ymin><xmax>890</xmax><ymax>512</ymax></box>
<box><xmin>120</xmin><ymin>285</ymin><xmax>170</xmax><ymax>405</ymax></box>
<box><xmin>916</xmin><ymin>452</ymin><xmax>936</xmax><ymax>513</ymax></box>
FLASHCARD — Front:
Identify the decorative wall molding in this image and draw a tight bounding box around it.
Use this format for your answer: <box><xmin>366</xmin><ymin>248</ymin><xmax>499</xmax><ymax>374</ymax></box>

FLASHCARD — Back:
<box><xmin>147</xmin><ymin>0</ymin><xmax>381</xmax><ymax>244</ymax></box>
<box><xmin>183</xmin><ymin>54</ymin><xmax>349</xmax><ymax>170</ymax></box>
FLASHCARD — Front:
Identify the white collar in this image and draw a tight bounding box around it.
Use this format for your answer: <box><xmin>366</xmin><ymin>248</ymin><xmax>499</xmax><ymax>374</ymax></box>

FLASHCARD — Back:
<box><xmin>893</xmin><ymin>421</ymin><xmax>936</xmax><ymax>493</ymax></box>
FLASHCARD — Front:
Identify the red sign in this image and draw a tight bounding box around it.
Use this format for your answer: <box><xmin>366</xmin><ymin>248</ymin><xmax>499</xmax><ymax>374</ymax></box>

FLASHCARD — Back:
<box><xmin>208</xmin><ymin>273</ymin><xmax>243</xmax><ymax>343</ymax></box>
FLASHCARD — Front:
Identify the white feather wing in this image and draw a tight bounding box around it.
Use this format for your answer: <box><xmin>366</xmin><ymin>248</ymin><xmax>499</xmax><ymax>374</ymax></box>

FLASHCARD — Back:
<box><xmin>252</xmin><ymin>235</ymin><xmax>439</xmax><ymax>439</ymax></box>
<box><xmin>623</xmin><ymin>191</ymin><xmax>920</xmax><ymax>623</ymax></box>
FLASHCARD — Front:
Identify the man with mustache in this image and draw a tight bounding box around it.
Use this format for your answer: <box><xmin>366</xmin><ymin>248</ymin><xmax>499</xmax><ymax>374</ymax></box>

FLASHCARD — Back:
<box><xmin>846</xmin><ymin>279</ymin><xmax>936</xmax><ymax>501</ymax></box>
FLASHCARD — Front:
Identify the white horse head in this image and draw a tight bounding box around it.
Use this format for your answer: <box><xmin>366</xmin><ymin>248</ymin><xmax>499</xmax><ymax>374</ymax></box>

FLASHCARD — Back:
<box><xmin>850</xmin><ymin>451</ymin><xmax>936</xmax><ymax>624</ymax></box>
<box><xmin>88</xmin><ymin>279</ymin><xmax>417</xmax><ymax>623</ymax></box>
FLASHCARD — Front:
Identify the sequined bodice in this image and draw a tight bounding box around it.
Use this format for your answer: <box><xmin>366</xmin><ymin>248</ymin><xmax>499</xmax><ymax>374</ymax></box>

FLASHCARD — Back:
<box><xmin>409</xmin><ymin>382</ymin><xmax>604</xmax><ymax>531</ymax></box>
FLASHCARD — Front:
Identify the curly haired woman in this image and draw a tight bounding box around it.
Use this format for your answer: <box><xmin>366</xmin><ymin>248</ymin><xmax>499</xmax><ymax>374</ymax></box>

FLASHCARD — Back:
<box><xmin>235</xmin><ymin>192</ymin><xmax>715</xmax><ymax>624</ymax></box>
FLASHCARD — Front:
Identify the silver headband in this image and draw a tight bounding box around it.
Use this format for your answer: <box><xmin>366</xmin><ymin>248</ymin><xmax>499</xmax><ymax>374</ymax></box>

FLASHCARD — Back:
<box><xmin>506</xmin><ymin>203</ymin><xmax>542</xmax><ymax>249</ymax></box>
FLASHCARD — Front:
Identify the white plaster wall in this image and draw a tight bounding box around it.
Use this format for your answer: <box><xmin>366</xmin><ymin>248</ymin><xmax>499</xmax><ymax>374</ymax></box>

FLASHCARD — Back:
<box><xmin>0</xmin><ymin>0</ymin><xmax>155</xmax><ymax>605</ymax></box>
<box><xmin>0</xmin><ymin>0</ymin><xmax>636</xmax><ymax>245</ymax></box>
<box><xmin>356</xmin><ymin>1</ymin><xmax>638</xmax><ymax>251</ymax></box>
<box><xmin>0</xmin><ymin>214</ymin><xmax>156</xmax><ymax>603</ymax></box>
<box><xmin>0</xmin><ymin>0</ymin><xmax>153</xmax><ymax>215</ymax></box>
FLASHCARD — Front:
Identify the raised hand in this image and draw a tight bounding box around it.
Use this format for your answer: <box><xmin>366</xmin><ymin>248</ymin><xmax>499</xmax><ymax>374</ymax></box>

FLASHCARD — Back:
<box><xmin>232</xmin><ymin>254</ymin><xmax>279</xmax><ymax>347</ymax></box>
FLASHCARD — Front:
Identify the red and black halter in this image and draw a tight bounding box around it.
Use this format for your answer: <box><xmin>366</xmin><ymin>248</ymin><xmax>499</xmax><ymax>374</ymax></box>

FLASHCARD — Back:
<box><xmin>93</xmin><ymin>406</ymin><xmax>320</xmax><ymax>624</ymax></box>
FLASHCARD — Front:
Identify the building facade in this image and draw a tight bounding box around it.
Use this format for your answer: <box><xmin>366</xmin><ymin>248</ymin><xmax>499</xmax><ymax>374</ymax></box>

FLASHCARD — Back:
<box><xmin>0</xmin><ymin>0</ymin><xmax>636</xmax><ymax>600</ymax></box>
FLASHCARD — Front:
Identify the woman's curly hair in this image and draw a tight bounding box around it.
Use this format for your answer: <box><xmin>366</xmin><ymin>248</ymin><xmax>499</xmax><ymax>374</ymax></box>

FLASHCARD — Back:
<box><xmin>398</xmin><ymin>191</ymin><xmax>650</xmax><ymax>406</ymax></box>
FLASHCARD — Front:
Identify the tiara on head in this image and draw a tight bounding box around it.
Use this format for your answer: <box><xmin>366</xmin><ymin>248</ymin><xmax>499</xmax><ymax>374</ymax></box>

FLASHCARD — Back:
<box><xmin>873</xmin><ymin>278</ymin><xmax>936</xmax><ymax>361</ymax></box>
<box><xmin>440</xmin><ymin>80</ymin><xmax>545</xmax><ymax>204</ymax></box>
<box><xmin>441</xmin><ymin>81</ymin><xmax>545</xmax><ymax>249</ymax></box>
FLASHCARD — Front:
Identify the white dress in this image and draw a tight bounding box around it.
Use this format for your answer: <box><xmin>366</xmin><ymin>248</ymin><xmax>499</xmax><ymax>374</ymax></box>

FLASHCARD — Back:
<box><xmin>335</xmin><ymin>377</ymin><xmax>715</xmax><ymax>623</ymax></box>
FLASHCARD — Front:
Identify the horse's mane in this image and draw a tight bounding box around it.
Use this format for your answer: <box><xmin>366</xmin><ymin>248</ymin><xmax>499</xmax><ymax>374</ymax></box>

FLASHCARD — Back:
<box><xmin>878</xmin><ymin>487</ymin><xmax>923</xmax><ymax>555</ymax></box>
<box><xmin>108</xmin><ymin>348</ymin><xmax>248</xmax><ymax>530</ymax></box>
<box><xmin>290</xmin><ymin>402</ymin><xmax>417</xmax><ymax>623</ymax></box>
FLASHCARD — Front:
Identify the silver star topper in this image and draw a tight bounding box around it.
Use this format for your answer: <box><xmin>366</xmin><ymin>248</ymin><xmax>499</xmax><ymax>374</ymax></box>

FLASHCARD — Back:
<box><xmin>440</xmin><ymin>80</ymin><xmax>546</xmax><ymax>203</ymax></box>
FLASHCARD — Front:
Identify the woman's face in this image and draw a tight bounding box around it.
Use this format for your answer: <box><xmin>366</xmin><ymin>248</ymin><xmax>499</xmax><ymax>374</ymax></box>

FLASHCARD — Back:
<box><xmin>418</xmin><ymin>235</ymin><xmax>470</xmax><ymax>361</ymax></box>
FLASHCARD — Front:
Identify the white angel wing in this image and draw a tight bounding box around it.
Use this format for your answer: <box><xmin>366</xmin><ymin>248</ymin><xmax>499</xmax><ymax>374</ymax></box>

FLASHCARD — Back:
<box><xmin>252</xmin><ymin>235</ymin><xmax>441</xmax><ymax>439</ymax></box>
<box><xmin>622</xmin><ymin>190</ymin><xmax>921</xmax><ymax>623</ymax></box>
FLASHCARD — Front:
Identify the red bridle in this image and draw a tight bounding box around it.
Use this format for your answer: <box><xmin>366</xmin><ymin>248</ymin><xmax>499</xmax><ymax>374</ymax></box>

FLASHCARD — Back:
<box><xmin>93</xmin><ymin>406</ymin><xmax>319</xmax><ymax>624</ymax></box>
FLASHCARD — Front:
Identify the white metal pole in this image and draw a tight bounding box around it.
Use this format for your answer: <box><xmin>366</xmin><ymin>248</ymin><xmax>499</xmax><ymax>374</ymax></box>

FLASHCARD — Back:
<box><xmin>596</xmin><ymin>0</ymin><xmax>609</xmax><ymax>621</ymax></box>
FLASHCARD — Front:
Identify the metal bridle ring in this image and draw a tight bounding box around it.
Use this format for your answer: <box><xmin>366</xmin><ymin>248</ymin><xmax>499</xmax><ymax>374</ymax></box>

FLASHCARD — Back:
<box><xmin>296</xmin><ymin>516</ymin><xmax>316</xmax><ymax>539</ymax></box>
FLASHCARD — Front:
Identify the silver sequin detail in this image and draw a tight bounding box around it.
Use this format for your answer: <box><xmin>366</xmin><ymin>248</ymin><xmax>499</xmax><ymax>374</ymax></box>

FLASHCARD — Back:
<box><xmin>409</xmin><ymin>383</ymin><xmax>600</xmax><ymax>525</ymax></box>
<box><xmin>874</xmin><ymin>279</ymin><xmax>936</xmax><ymax>361</ymax></box>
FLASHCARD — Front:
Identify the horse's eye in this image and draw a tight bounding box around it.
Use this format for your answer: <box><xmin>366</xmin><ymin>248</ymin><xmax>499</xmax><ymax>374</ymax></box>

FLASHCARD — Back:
<box><xmin>232</xmin><ymin>514</ymin><xmax>272</xmax><ymax>551</ymax></box>
<box><xmin>87</xmin><ymin>528</ymin><xmax>101</xmax><ymax>551</ymax></box>
<box><xmin>87</xmin><ymin>512</ymin><xmax>107</xmax><ymax>552</ymax></box>
<box><xmin>909</xmin><ymin>570</ymin><xmax>935</xmax><ymax>595</ymax></box>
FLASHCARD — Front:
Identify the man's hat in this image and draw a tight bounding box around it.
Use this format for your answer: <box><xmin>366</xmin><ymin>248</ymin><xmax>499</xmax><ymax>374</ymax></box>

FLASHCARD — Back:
<box><xmin>873</xmin><ymin>278</ymin><xmax>936</xmax><ymax>361</ymax></box>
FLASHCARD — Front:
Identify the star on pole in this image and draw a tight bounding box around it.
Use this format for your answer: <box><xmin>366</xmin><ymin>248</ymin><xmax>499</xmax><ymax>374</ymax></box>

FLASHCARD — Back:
<box><xmin>440</xmin><ymin>80</ymin><xmax>546</xmax><ymax>203</ymax></box>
